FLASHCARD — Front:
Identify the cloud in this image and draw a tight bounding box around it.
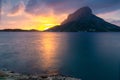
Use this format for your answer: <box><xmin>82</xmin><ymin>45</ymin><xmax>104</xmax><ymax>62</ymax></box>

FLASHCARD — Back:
<box><xmin>111</xmin><ymin>20</ymin><xmax>120</xmax><ymax>26</ymax></box>
<box><xmin>7</xmin><ymin>1</ymin><xmax>25</xmax><ymax>16</ymax></box>
<box><xmin>25</xmin><ymin>0</ymin><xmax>85</xmax><ymax>15</ymax></box>
<box><xmin>0</xmin><ymin>0</ymin><xmax>2</xmax><ymax>12</ymax></box>
<box><xmin>88</xmin><ymin>0</ymin><xmax>120</xmax><ymax>13</ymax></box>
<box><xmin>97</xmin><ymin>10</ymin><xmax>120</xmax><ymax>20</ymax></box>
<box><xmin>25</xmin><ymin>0</ymin><xmax>120</xmax><ymax>15</ymax></box>
<box><xmin>0</xmin><ymin>0</ymin><xmax>2</xmax><ymax>6</ymax></box>
<box><xmin>0</xmin><ymin>0</ymin><xmax>2</xmax><ymax>22</ymax></box>
<box><xmin>25</xmin><ymin>0</ymin><xmax>52</xmax><ymax>16</ymax></box>
<box><xmin>97</xmin><ymin>9</ymin><xmax>120</xmax><ymax>26</ymax></box>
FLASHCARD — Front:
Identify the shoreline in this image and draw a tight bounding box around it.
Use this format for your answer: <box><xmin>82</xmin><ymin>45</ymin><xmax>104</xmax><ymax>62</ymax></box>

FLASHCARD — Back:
<box><xmin>0</xmin><ymin>69</ymin><xmax>81</xmax><ymax>80</ymax></box>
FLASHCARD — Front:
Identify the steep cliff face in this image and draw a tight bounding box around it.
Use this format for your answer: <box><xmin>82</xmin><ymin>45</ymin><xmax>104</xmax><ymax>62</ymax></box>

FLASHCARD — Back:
<box><xmin>46</xmin><ymin>6</ymin><xmax>120</xmax><ymax>32</ymax></box>
<box><xmin>62</xmin><ymin>7</ymin><xmax>92</xmax><ymax>25</ymax></box>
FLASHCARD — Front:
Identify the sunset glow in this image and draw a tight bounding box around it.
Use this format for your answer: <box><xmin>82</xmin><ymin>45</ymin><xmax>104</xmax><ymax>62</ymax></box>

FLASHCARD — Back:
<box><xmin>32</xmin><ymin>14</ymin><xmax>67</xmax><ymax>31</ymax></box>
<box><xmin>0</xmin><ymin>10</ymin><xmax>68</xmax><ymax>31</ymax></box>
<box><xmin>32</xmin><ymin>14</ymin><xmax>67</xmax><ymax>30</ymax></box>
<box><xmin>38</xmin><ymin>33</ymin><xmax>62</xmax><ymax>74</ymax></box>
<box><xmin>0</xmin><ymin>13</ymin><xmax>68</xmax><ymax>31</ymax></box>
<box><xmin>0</xmin><ymin>0</ymin><xmax>68</xmax><ymax>31</ymax></box>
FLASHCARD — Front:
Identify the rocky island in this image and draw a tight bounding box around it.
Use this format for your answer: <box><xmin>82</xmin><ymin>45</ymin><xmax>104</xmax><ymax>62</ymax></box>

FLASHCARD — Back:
<box><xmin>46</xmin><ymin>6</ymin><xmax>120</xmax><ymax>32</ymax></box>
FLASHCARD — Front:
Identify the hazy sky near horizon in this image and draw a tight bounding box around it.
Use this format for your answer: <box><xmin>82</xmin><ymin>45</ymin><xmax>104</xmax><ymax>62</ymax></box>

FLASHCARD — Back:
<box><xmin>0</xmin><ymin>0</ymin><xmax>120</xmax><ymax>30</ymax></box>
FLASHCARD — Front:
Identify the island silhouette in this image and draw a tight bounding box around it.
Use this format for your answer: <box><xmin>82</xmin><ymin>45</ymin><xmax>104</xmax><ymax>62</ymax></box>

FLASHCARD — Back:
<box><xmin>0</xmin><ymin>29</ymin><xmax>40</xmax><ymax>32</ymax></box>
<box><xmin>46</xmin><ymin>6</ymin><xmax>120</xmax><ymax>32</ymax></box>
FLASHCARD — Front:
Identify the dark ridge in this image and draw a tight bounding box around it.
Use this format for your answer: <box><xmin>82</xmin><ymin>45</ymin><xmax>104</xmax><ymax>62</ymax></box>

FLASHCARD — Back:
<box><xmin>62</xmin><ymin>6</ymin><xmax>92</xmax><ymax>25</ymax></box>
<box><xmin>0</xmin><ymin>29</ymin><xmax>40</xmax><ymax>32</ymax></box>
<box><xmin>46</xmin><ymin>6</ymin><xmax>120</xmax><ymax>32</ymax></box>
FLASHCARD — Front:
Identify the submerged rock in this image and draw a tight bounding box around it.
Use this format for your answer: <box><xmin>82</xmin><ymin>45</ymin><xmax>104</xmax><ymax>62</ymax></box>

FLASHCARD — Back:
<box><xmin>0</xmin><ymin>71</ymin><xmax>7</xmax><ymax>77</ymax></box>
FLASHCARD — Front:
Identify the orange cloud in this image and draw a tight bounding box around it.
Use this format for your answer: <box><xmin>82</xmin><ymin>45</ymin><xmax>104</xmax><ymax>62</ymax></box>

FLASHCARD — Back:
<box><xmin>1</xmin><ymin>0</ymin><xmax>69</xmax><ymax>31</ymax></box>
<box><xmin>25</xmin><ymin>10</ymin><xmax>68</xmax><ymax>31</ymax></box>
<box><xmin>1</xmin><ymin>7</ymin><xmax>68</xmax><ymax>31</ymax></box>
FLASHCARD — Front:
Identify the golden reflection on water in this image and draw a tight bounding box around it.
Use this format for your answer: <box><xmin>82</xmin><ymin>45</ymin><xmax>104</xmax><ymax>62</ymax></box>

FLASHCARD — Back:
<box><xmin>38</xmin><ymin>33</ymin><xmax>63</xmax><ymax>75</ymax></box>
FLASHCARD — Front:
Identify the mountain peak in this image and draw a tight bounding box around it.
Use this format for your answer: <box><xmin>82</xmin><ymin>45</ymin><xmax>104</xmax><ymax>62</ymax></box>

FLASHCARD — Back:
<box><xmin>62</xmin><ymin>6</ymin><xmax>92</xmax><ymax>24</ymax></box>
<box><xmin>76</xmin><ymin>6</ymin><xmax>92</xmax><ymax>15</ymax></box>
<box><xmin>46</xmin><ymin>6</ymin><xmax>120</xmax><ymax>32</ymax></box>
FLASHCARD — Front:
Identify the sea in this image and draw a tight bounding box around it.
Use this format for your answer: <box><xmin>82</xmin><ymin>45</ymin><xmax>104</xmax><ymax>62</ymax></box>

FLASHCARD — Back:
<box><xmin>0</xmin><ymin>32</ymin><xmax>119</xmax><ymax>80</ymax></box>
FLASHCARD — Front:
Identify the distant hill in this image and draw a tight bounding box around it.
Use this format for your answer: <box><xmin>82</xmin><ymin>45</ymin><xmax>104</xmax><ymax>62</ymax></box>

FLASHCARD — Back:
<box><xmin>0</xmin><ymin>29</ymin><xmax>40</xmax><ymax>32</ymax></box>
<box><xmin>46</xmin><ymin>6</ymin><xmax>120</xmax><ymax>32</ymax></box>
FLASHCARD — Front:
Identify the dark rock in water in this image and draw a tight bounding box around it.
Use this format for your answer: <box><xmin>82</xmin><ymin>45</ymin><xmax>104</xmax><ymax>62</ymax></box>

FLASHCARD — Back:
<box><xmin>46</xmin><ymin>6</ymin><xmax>120</xmax><ymax>32</ymax></box>
<box><xmin>0</xmin><ymin>69</ymin><xmax>81</xmax><ymax>80</ymax></box>
<box><xmin>0</xmin><ymin>71</ymin><xmax>7</xmax><ymax>77</ymax></box>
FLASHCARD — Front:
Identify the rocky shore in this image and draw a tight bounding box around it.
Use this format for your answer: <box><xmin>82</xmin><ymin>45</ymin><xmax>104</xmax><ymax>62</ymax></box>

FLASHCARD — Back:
<box><xmin>0</xmin><ymin>69</ymin><xmax>81</xmax><ymax>80</ymax></box>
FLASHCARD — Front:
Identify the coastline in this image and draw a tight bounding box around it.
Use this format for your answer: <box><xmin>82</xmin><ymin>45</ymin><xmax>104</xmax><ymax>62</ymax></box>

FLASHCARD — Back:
<box><xmin>0</xmin><ymin>69</ymin><xmax>81</xmax><ymax>80</ymax></box>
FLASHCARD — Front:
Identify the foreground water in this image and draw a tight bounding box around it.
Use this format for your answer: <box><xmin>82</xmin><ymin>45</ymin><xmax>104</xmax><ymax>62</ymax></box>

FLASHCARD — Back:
<box><xmin>0</xmin><ymin>32</ymin><xmax>119</xmax><ymax>80</ymax></box>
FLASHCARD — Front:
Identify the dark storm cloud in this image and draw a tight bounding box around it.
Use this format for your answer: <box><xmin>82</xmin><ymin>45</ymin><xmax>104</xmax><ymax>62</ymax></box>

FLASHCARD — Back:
<box><xmin>25</xmin><ymin>0</ymin><xmax>120</xmax><ymax>15</ymax></box>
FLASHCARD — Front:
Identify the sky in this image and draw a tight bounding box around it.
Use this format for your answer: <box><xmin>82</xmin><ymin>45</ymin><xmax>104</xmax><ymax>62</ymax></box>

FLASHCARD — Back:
<box><xmin>0</xmin><ymin>0</ymin><xmax>120</xmax><ymax>31</ymax></box>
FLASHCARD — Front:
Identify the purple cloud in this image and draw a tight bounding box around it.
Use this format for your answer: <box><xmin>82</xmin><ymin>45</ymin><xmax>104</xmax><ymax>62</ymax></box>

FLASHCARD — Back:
<box><xmin>0</xmin><ymin>0</ymin><xmax>2</xmax><ymax>20</ymax></box>
<box><xmin>111</xmin><ymin>20</ymin><xmax>120</xmax><ymax>26</ymax></box>
<box><xmin>7</xmin><ymin>1</ymin><xmax>25</xmax><ymax>16</ymax></box>
<box><xmin>25</xmin><ymin>0</ymin><xmax>120</xmax><ymax>15</ymax></box>
<box><xmin>25</xmin><ymin>0</ymin><xmax>50</xmax><ymax>15</ymax></box>
<box><xmin>0</xmin><ymin>0</ymin><xmax>2</xmax><ymax>11</ymax></box>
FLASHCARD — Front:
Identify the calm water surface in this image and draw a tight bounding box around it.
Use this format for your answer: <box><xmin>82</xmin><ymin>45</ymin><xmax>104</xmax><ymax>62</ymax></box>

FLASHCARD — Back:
<box><xmin>0</xmin><ymin>32</ymin><xmax>119</xmax><ymax>80</ymax></box>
